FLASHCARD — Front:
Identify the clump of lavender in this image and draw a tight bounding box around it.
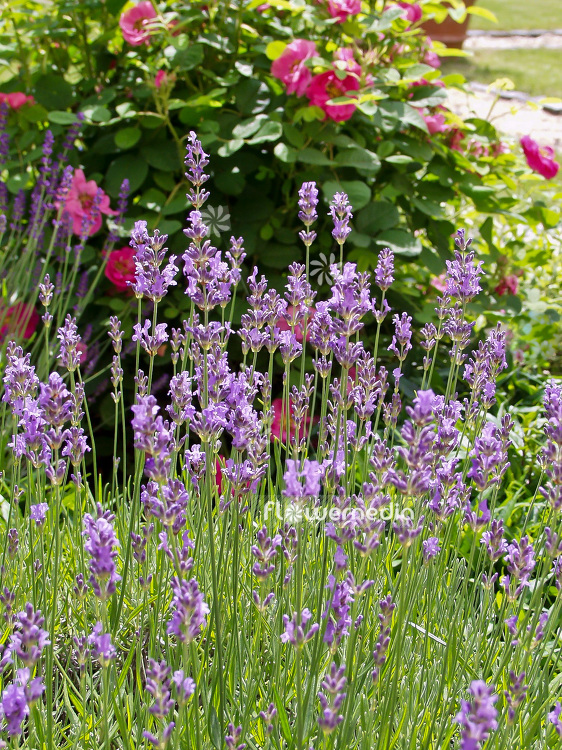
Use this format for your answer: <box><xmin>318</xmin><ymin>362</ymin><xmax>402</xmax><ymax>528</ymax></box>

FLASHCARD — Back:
<box><xmin>1</xmin><ymin>129</ymin><xmax>561</xmax><ymax>750</ymax></box>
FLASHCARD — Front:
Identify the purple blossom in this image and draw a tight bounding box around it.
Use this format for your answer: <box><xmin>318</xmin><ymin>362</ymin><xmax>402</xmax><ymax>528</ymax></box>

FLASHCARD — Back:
<box><xmin>329</xmin><ymin>192</ymin><xmax>353</xmax><ymax>245</ymax></box>
<box><xmin>503</xmin><ymin>536</ymin><xmax>535</xmax><ymax>600</ymax></box>
<box><xmin>455</xmin><ymin>680</ymin><xmax>498</xmax><ymax>750</ymax></box>
<box><xmin>504</xmin><ymin>671</ymin><xmax>527</xmax><ymax>723</ymax></box>
<box><xmin>282</xmin><ymin>459</ymin><xmax>322</xmax><ymax>503</ymax></box>
<box><xmin>259</xmin><ymin>703</ymin><xmax>277</xmax><ymax>735</ymax></box>
<box><xmin>88</xmin><ymin>622</ymin><xmax>116</xmax><ymax>667</ymax></box>
<box><xmin>549</xmin><ymin>702</ymin><xmax>562</xmax><ymax>737</ymax></box>
<box><xmin>445</xmin><ymin>230</ymin><xmax>483</xmax><ymax>303</ymax></box>
<box><xmin>388</xmin><ymin>313</ymin><xmax>412</xmax><ymax>362</ymax></box>
<box><xmin>251</xmin><ymin>527</ymin><xmax>281</xmax><ymax>580</ymax></box>
<box><xmin>167</xmin><ymin>577</ymin><xmax>209</xmax><ymax>643</ymax></box>
<box><xmin>172</xmin><ymin>670</ymin><xmax>195</xmax><ymax>705</ymax></box>
<box><xmin>83</xmin><ymin>504</ymin><xmax>121</xmax><ymax>600</ymax></box>
<box><xmin>280</xmin><ymin>609</ymin><xmax>319</xmax><ymax>648</ymax></box>
<box><xmin>539</xmin><ymin>381</ymin><xmax>562</xmax><ymax>511</ymax></box>
<box><xmin>318</xmin><ymin>662</ymin><xmax>346</xmax><ymax>735</ymax></box>
<box><xmin>184</xmin><ymin>131</ymin><xmax>210</xmax><ymax>209</ymax></box>
<box><xmin>225</xmin><ymin>723</ymin><xmax>246</xmax><ymax>750</ymax></box>
<box><xmin>467</xmin><ymin>422</ymin><xmax>509</xmax><ymax>492</ymax></box>
<box><xmin>480</xmin><ymin>519</ymin><xmax>508</xmax><ymax>562</ymax></box>
<box><xmin>374</xmin><ymin>247</ymin><xmax>394</xmax><ymax>292</ymax></box>
<box><xmin>0</xmin><ymin>684</ymin><xmax>28</xmax><ymax>736</ymax></box>
<box><xmin>129</xmin><ymin>221</ymin><xmax>178</xmax><ymax>302</ymax></box>
<box><xmin>57</xmin><ymin>315</ymin><xmax>82</xmax><ymax>372</ymax></box>
<box><xmin>133</xmin><ymin>319</ymin><xmax>169</xmax><ymax>356</ymax></box>
<box><xmin>372</xmin><ymin>595</ymin><xmax>395</xmax><ymax>685</ymax></box>
<box><xmin>146</xmin><ymin>659</ymin><xmax>174</xmax><ymax>719</ymax></box>
<box><xmin>298</xmin><ymin>181</ymin><xmax>318</xmax><ymax>246</ymax></box>
<box><xmin>323</xmin><ymin>576</ymin><xmax>353</xmax><ymax>647</ymax></box>
<box><xmin>30</xmin><ymin>503</ymin><xmax>49</xmax><ymax>529</ymax></box>
<box><xmin>10</xmin><ymin>604</ymin><xmax>50</xmax><ymax>667</ymax></box>
<box><xmin>422</xmin><ymin>537</ymin><xmax>441</xmax><ymax>561</ymax></box>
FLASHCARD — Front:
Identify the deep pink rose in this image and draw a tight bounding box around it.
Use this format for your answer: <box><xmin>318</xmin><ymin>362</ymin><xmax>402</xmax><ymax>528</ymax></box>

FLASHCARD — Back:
<box><xmin>396</xmin><ymin>2</ymin><xmax>423</xmax><ymax>24</ymax></box>
<box><xmin>271</xmin><ymin>40</ymin><xmax>318</xmax><ymax>97</ymax></box>
<box><xmin>59</xmin><ymin>169</ymin><xmax>117</xmax><ymax>236</ymax></box>
<box><xmin>495</xmin><ymin>275</ymin><xmax>519</xmax><ymax>297</ymax></box>
<box><xmin>327</xmin><ymin>0</ymin><xmax>362</xmax><ymax>24</ymax></box>
<box><xmin>306</xmin><ymin>70</ymin><xmax>360</xmax><ymax>122</ymax></box>
<box><xmin>119</xmin><ymin>1</ymin><xmax>158</xmax><ymax>46</ymax></box>
<box><xmin>424</xmin><ymin>112</ymin><xmax>447</xmax><ymax>134</ymax></box>
<box><xmin>520</xmin><ymin>136</ymin><xmax>560</xmax><ymax>180</ymax></box>
<box><xmin>155</xmin><ymin>70</ymin><xmax>167</xmax><ymax>88</ymax></box>
<box><xmin>105</xmin><ymin>246</ymin><xmax>137</xmax><ymax>290</ymax></box>
<box><xmin>0</xmin><ymin>92</ymin><xmax>35</xmax><ymax>110</ymax></box>
<box><xmin>0</xmin><ymin>302</ymin><xmax>39</xmax><ymax>341</ymax></box>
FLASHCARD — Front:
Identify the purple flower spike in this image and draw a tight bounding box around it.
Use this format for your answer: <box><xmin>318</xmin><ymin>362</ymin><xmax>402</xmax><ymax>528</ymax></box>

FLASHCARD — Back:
<box><xmin>455</xmin><ymin>680</ymin><xmax>498</xmax><ymax>750</ymax></box>
<box><xmin>83</xmin><ymin>504</ymin><xmax>121</xmax><ymax>601</ymax></box>
<box><xmin>329</xmin><ymin>192</ymin><xmax>353</xmax><ymax>245</ymax></box>
<box><xmin>30</xmin><ymin>503</ymin><xmax>49</xmax><ymax>530</ymax></box>
<box><xmin>225</xmin><ymin>723</ymin><xmax>246</xmax><ymax>750</ymax></box>
<box><xmin>280</xmin><ymin>608</ymin><xmax>319</xmax><ymax>648</ymax></box>
<box><xmin>129</xmin><ymin>221</ymin><xmax>178</xmax><ymax>303</ymax></box>
<box><xmin>172</xmin><ymin>670</ymin><xmax>195</xmax><ymax>705</ymax></box>
<box><xmin>167</xmin><ymin>576</ymin><xmax>209</xmax><ymax>643</ymax></box>
<box><xmin>318</xmin><ymin>662</ymin><xmax>346</xmax><ymax>735</ymax></box>
<box><xmin>0</xmin><ymin>683</ymin><xmax>29</xmax><ymax>736</ymax></box>
<box><xmin>374</xmin><ymin>247</ymin><xmax>394</xmax><ymax>292</ymax></box>
<box><xmin>145</xmin><ymin>659</ymin><xmax>174</xmax><ymax>719</ymax></box>
<box><xmin>10</xmin><ymin>604</ymin><xmax>50</xmax><ymax>668</ymax></box>
<box><xmin>445</xmin><ymin>231</ymin><xmax>483</xmax><ymax>304</ymax></box>
<box><xmin>549</xmin><ymin>702</ymin><xmax>562</xmax><ymax>737</ymax></box>
<box><xmin>298</xmin><ymin>181</ymin><xmax>319</xmax><ymax>246</ymax></box>
<box><xmin>184</xmin><ymin>131</ymin><xmax>210</xmax><ymax>209</ymax></box>
<box><xmin>88</xmin><ymin>623</ymin><xmax>116</xmax><ymax>667</ymax></box>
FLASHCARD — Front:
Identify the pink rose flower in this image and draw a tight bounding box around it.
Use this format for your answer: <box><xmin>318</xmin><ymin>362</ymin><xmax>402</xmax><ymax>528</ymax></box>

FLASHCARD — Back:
<box><xmin>0</xmin><ymin>92</ymin><xmax>35</xmax><ymax>110</ymax></box>
<box><xmin>494</xmin><ymin>275</ymin><xmax>519</xmax><ymax>297</ymax></box>
<box><xmin>429</xmin><ymin>273</ymin><xmax>447</xmax><ymax>293</ymax></box>
<box><xmin>155</xmin><ymin>70</ymin><xmax>167</xmax><ymax>89</ymax></box>
<box><xmin>520</xmin><ymin>135</ymin><xmax>560</xmax><ymax>180</ymax></box>
<box><xmin>105</xmin><ymin>246</ymin><xmax>137</xmax><ymax>290</ymax></box>
<box><xmin>59</xmin><ymin>169</ymin><xmax>117</xmax><ymax>236</ymax></box>
<box><xmin>326</xmin><ymin>0</ymin><xmax>362</xmax><ymax>24</ymax></box>
<box><xmin>119</xmin><ymin>1</ymin><xmax>158</xmax><ymax>47</ymax></box>
<box><xmin>0</xmin><ymin>302</ymin><xmax>39</xmax><ymax>342</ymax></box>
<box><xmin>306</xmin><ymin>69</ymin><xmax>360</xmax><ymax>122</ymax></box>
<box><xmin>396</xmin><ymin>2</ymin><xmax>423</xmax><ymax>24</ymax></box>
<box><xmin>271</xmin><ymin>40</ymin><xmax>318</xmax><ymax>97</ymax></box>
<box><xmin>424</xmin><ymin>112</ymin><xmax>447</xmax><ymax>134</ymax></box>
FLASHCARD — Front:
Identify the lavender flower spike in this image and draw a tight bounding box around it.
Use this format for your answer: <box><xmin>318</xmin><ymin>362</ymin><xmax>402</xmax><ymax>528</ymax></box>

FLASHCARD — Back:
<box><xmin>329</xmin><ymin>192</ymin><xmax>352</xmax><ymax>246</ymax></box>
<box><xmin>455</xmin><ymin>680</ymin><xmax>498</xmax><ymax>750</ymax></box>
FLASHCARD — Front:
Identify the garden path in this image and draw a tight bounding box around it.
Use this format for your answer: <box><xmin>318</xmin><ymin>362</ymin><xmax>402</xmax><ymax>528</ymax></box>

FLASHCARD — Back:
<box><xmin>445</xmin><ymin>31</ymin><xmax>562</xmax><ymax>149</ymax></box>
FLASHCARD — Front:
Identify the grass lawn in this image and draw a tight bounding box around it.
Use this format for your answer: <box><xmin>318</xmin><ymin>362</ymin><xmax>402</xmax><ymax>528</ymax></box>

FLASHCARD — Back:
<box><xmin>469</xmin><ymin>0</ymin><xmax>562</xmax><ymax>31</ymax></box>
<box><xmin>442</xmin><ymin>48</ymin><xmax>562</xmax><ymax>97</ymax></box>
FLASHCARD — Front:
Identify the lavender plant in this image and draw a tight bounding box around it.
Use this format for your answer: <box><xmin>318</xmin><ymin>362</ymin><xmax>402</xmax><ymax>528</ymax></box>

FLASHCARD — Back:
<box><xmin>0</xmin><ymin>104</ymin><xmax>128</xmax><ymax>383</ymax></box>
<box><xmin>1</xmin><ymin>131</ymin><xmax>562</xmax><ymax>750</ymax></box>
